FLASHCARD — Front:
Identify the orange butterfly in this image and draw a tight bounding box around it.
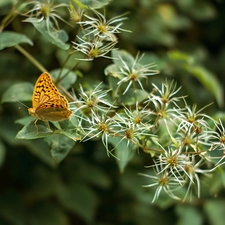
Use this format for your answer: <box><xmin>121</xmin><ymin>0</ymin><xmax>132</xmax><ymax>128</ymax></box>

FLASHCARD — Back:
<box><xmin>28</xmin><ymin>72</ymin><xmax>72</xmax><ymax>124</ymax></box>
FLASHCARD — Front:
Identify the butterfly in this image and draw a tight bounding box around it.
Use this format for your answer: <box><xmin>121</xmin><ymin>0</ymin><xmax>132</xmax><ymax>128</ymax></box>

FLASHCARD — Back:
<box><xmin>28</xmin><ymin>72</ymin><xmax>72</xmax><ymax>125</ymax></box>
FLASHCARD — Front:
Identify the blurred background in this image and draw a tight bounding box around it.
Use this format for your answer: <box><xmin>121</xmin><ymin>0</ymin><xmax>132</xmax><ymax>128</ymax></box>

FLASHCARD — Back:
<box><xmin>0</xmin><ymin>0</ymin><xmax>225</xmax><ymax>224</ymax></box>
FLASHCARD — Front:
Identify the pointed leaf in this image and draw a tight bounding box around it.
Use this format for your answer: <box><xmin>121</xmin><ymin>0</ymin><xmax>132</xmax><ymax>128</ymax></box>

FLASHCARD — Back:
<box><xmin>185</xmin><ymin>65</ymin><xmax>223</xmax><ymax>107</ymax></box>
<box><xmin>56</xmin><ymin>129</ymin><xmax>81</xmax><ymax>142</ymax></box>
<box><xmin>121</xmin><ymin>89</ymin><xmax>149</xmax><ymax>105</ymax></box>
<box><xmin>16</xmin><ymin>121</ymin><xmax>53</xmax><ymax>139</ymax></box>
<box><xmin>204</xmin><ymin>200</ymin><xmax>225</xmax><ymax>225</ymax></box>
<box><xmin>24</xmin><ymin>18</ymin><xmax>70</xmax><ymax>50</ymax></box>
<box><xmin>29</xmin><ymin>201</ymin><xmax>69</xmax><ymax>225</ymax></box>
<box><xmin>175</xmin><ymin>204</ymin><xmax>203</xmax><ymax>225</ymax></box>
<box><xmin>73</xmin><ymin>0</ymin><xmax>111</xmax><ymax>9</ymax></box>
<box><xmin>0</xmin><ymin>190</ymin><xmax>26</xmax><ymax>225</ymax></box>
<box><xmin>50</xmin><ymin>68</ymin><xmax>77</xmax><ymax>89</ymax></box>
<box><xmin>0</xmin><ymin>118</ymin><xmax>55</xmax><ymax>167</ymax></box>
<box><xmin>108</xmin><ymin>137</ymin><xmax>135</xmax><ymax>172</ymax></box>
<box><xmin>104</xmin><ymin>64</ymin><xmax>121</xmax><ymax>78</ymax></box>
<box><xmin>15</xmin><ymin>116</ymin><xmax>33</xmax><ymax>126</ymax></box>
<box><xmin>1</xmin><ymin>82</ymin><xmax>33</xmax><ymax>103</ymax></box>
<box><xmin>57</xmin><ymin>183</ymin><xmax>98</xmax><ymax>223</ymax></box>
<box><xmin>45</xmin><ymin>134</ymin><xmax>75</xmax><ymax>163</ymax></box>
<box><xmin>111</xmin><ymin>49</ymin><xmax>135</xmax><ymax>66</ymax></box>
<box><xmin>0</xmin><ymin>31</ymin><xmax>33</xmax><ymax>50</ymax></box>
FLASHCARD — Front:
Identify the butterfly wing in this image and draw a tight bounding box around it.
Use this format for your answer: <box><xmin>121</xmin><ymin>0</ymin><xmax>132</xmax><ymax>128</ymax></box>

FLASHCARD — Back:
<box><xmin>37</xmin><ymin>96</ymin><xmax>72</xmax><ymax>121</ymax></box>
<box><xmin>29</xmin><ymin>72</ymin><xmax>72</xmax><ymax>121</ymax></box>
<box><xmin>36</xmin><ymin>107</ymin><xmax>72</xmax><ymax>121</ymax></box>
<box><xmin>32</xmin><ymin>72</ymin><xmax>60</xmax><ymax>109</ymax></box>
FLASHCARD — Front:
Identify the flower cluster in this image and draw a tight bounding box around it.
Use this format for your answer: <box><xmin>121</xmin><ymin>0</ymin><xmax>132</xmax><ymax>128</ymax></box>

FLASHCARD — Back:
<box><xmin>18</xmin><ymin>1</ymin><xmax>225</xmax><ymax>203</ymax></box>
<box><xmin>72</xmin><ymin>9</ymin><xmax>129</xmax><ymax>60</ymax></box>
<box><xmin>23</xmin><ymin>0</ymin><xmax>69</xmax><ymax>29</ymax></box>
<box><xmin>139</xmin><ymin>92</ymin><xmax>224</xmax><ymax>202</ymax></box>
<box><xmin>67</xmin><ymin>45</ymin><xmax>225</xmax><ymax>201</ymax></box>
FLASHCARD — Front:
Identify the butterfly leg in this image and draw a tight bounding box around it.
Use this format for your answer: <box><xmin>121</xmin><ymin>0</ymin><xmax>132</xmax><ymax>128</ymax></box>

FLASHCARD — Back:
<box><xmin>47</xmin><ymin>121</ymin><xmax>53</xmax><ymax>132</ymax></box>
<box><xmin>34</xmin><ymin>119</ymin><xmax>39</xmax><ymax>135</ymax></box>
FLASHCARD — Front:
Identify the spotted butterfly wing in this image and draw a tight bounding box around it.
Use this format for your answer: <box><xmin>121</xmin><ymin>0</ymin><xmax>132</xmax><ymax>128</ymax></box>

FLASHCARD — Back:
<box><xmin>28</xmin><ymin>72</ymin><xmax>72</xmax><ymax>122</ymax></box>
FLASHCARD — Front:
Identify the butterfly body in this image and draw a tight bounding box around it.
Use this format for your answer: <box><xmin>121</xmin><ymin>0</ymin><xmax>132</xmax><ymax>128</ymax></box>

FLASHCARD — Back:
<box><xmin>28</xmin><ymin>72</ymin><xmax>72</xmax><ymax>122</ymax></box>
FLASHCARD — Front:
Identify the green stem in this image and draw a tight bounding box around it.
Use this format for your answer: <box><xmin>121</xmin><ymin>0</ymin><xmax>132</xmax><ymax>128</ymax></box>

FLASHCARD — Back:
<box><xmin>56</xmin><ymin>51</ymin><xmax>81</xmax><ymax>83</ymax></box>
<box><xmin>0</xmin><ymin>0</ymin><xmax>22</xmax><ymax>31</ymax></box>
<box><xmin>15</xmin><ymin>45</ymin><xmax>47</xmax><ymax>72</ymax></box>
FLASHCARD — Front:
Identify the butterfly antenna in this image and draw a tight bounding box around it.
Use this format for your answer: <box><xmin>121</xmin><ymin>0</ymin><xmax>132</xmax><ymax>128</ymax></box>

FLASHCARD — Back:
<box><xmin>12</xmin><ymin>97</ymin><xmax>29</xmax><ymax>109</ymax></box>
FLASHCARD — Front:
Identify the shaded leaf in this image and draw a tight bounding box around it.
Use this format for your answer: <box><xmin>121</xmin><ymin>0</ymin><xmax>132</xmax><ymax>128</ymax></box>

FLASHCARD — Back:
<box><xmin>0</xmin><ymin>118</ymin><xmax>55</xmax><ymax>167</ymax></box>
<box><xmin>185</xmin><ymin>65</ymin><xmax>223</xmax><ymax>107</ymax></box>
<box><xmin>168</xmin><ymin>50</ymin><xmax>193</xmax><ymax>64</ymax></box>
<box><xmin>0</xmin><ymin>190</ymin><xmax>26</xmax><ymax>225</ymax></box>
<box><xmin>73</xmin><ymin>0</ymin><xmax>111</xmax><ymax>9</ymax></box>
<box><xmin>24</xmin><ymin>18</ymin><xmax>70</xmax><ymax>50</ymax></box>
<box><xmin>168</xmin><ymin>50</ymin><xmax>223</xmax><ymax>107</ymax></box>
<box><xmin>108</xmin><ymin>137</ymin><xmax>135</xmax><ymax>173</ymax></box>
<box><xmin>26</xmin><ymin>168</ymin><xmax>62</xmax><ymax>200</ymax></box>
<box><xmin>204</xmin><ymin>199</ymin><xmax>225</xmax><ymax>225</ymax></box>
<box><xmin>51</xmin><ymin>68</ymin><xmax>77</xmax><ymax>89</ymax></box>
<box><xmin>57</xmin><ymin>182</ymin><xmax>98</xmax><ymax>223</ymax></box>
<box><xmin>16</xmin><ymin>120</ymin><xmax>53</xmax><ymax>139</ymax></box>
<box><xmin>45</xmin><ymin>134</ymin><xmax>75</xmax><ymax>163</ymax></box>
<box><xmin>0</xmin><ymin>0</ymin><xmax>12</xmax><ymax>7</ymax></box>
<box><xmin>178</xmin><ymin>1</ymin><xmax>216</xmax><ymax>20</ymax></box>
<box><xmin>105</xmin><ymin>64</ymin><xmax>121</xmax><ymax>78</ymax></box>
<box><xmin>67</xmin><ymin>158</ymin><xmax>111</xmax><ymax>189</ymax></box>
<box><xmin>29</xmin><ymin>201</ymin><xmax>69</xmax><ymax>225</ymax></box>
<box><xmin>1</xmin><ymin>82</ymin><xmax>33</xmax><ymax>103</ymax></box>
<box><xmin>55</xmin><ymin>128</ymin><xmax>81</xmax><ymax>142</ymax></box>
<box><xmin>111</xmin><ymin>49</ymin><xmax>135</xmax><ymax>66</ymax></box>
<box><xmin>0</xmin><ymin>140</ymin><xmax>6</xmax><ymax>167</ymax></box>
<box><xmin>121</xmin><ymin>89</ymin><xmax>149</xmax><ymax>105</ymax></box>
<box><xmin>0</xmin><ymin>31</ymin><xmax>33</xmax><ymax>50</ymax></box>
<box><xmin>15</xmin><ymin>116</ymin><xmax>33</xmax><ymax>126</ymax></box>
<box><xmin>175</xmin><ymin>204</ymin><xmax>203</xmax><ymax>225</ymax></box>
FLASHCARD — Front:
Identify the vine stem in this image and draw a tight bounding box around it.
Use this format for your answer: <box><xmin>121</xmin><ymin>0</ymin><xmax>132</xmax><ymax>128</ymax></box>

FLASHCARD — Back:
<box><xmin>15</xmin><ymin>45</ymin><xmax>77</xmax><ymax>102</ymax></box>
<box><xmin>15</xmin><ymin>45</ymin><xmax>47</xmax><ymax>72</ymax></box>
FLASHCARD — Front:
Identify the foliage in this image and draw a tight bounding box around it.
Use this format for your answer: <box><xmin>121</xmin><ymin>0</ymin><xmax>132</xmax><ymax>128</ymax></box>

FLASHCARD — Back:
<box><xmin>1</xmin><ymin>0</ymin><xmax>225</xmax><ymax>224</ymax></box>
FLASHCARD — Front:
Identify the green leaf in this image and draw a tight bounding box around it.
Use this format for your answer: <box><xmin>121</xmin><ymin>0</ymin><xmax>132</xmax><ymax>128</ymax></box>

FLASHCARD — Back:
<box><xmin>105</xmin><ymin>64</ymin><xmax>121</xmax><ymax>78</ymax></box>
<box><xmin>204</xmin><ymin>199</ymin><xmax>225</xmax><ymax>225</ymax></box>
<box><xmin>0</xmin><ymin>31</ymin><xmax>33</xmax><ymax>50</ymax></box>
<box><xmin>108</xmin><ymin>137</ymin><xmax>135</xmax><ymax>173</ymax></box>
<box><xmin>50</xmin><ymin>68</ymin><xmax>77</xmax><ymax>89</ymax></box>
<box><xmin>45</xmin><ymin>134</ymin><xmax>75</xmax><ymax>163</ymax></box>
<box><xmin>1</xmin><ymin>82</ymin><xmax>33</xmax><ymax>103</ymax></box>
<box><xmin>121</xmin><ymin>89</ymin><xmax>149</xmax><ymax>105</ymax></box>
<box><xmin>178</xmin><ymin>1</ymin><xmax>216</xmax><ymax>20</ymax></box>
<box><xmin>185</xmin><ymin>65</ymin><xmax>223</xmax><ymax>107</ymax></box>
<box><xmin>111</xmin><ymin>49</ymin><xmax>135</xmax><ymax>67</ymax></box>
<box><xmin>56</xmin><ymin>128</ymin><xmax>81</xmax><ymax>142</ymax></box>
<box><xmin>16</xmin><ymin>120</ymin><xmax>53</xmax><ymax>139</ymax></box>
<box><xmin>24</xmin><ymin>18</ymin><xmax>70</xmax><ymax>50</ymax></box>
<box><xmin>57</xmin><ymin>182</ymin><xmax>98</xmax><ymax>223</ymax></box>
<box><xmin>0</xmin><ymin>117</ymin><xmax>55</xmax><ymax>167</ymax></box>
<box><xmin>15</xmin><ymin>116</ymin><xmax>32</xmax><ymax>126</ymax></box>
<box><xmin>168</xmin><ymin>50</ymin><xmax>224</xmax><ymax>107</ymax></box>
<box><xmin>0</xmin><ymin>0</ymin><xmax>12</xmax><ymax>7</ymax></box>
<box><xmin>0</xmin><ymin>140</ymin><xmax>6</xmax><ymax>167</ymax></box>
<box><xmin>26</xmin><ymin>167</ymin><xmax>62</xmax><ymax>199</ymax></box>
<box><xmin>29</xmin><ymin>201</ymin><xmax>69</xmax><ymax>225</ymax></box>
<box><xmin>73</xmin><ymin>0</ymin><xmax>111</xmax><ymax>9</ymax></box>
<box><xmin>0</xmin><ymin>190</ymin><xmax>26</xmax><ymax>225</ymax></box>
<box><xmin>71</xmin><ymin>158</ymin><xmax>111</xmax><ymax>188</ymax></box>
<box><xmin>50</xmin><ymin>117</ymin><xmax>81</xmax><ymax>141</ymax></box>
<box><xmin>167</xmin><ymin>50</ymin><xmax>193</xmax><ymax>63</ymax></box>
<box><xmin>175</xmin><ymin>204</ymin><xmax>203</xmax><ymax>225</ymax></box>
